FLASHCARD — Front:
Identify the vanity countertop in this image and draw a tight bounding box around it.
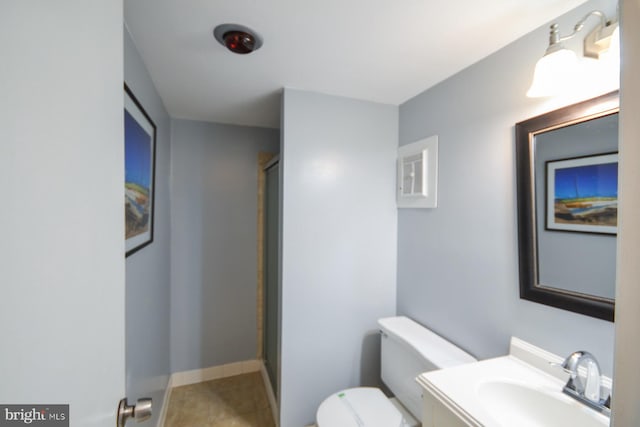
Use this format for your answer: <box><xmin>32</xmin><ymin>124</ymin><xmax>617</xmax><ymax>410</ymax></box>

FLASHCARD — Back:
<box><xmin>416</xmin><ymin>338</ymin><xmax>610</xmax><ymax>427</ymax></box>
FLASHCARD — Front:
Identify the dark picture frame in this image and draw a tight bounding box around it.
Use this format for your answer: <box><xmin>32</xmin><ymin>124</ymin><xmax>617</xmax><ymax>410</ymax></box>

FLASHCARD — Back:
<box><xmin>124</xmin><ymin>84</ymin><xmax>156</xmax><ymax>257</ymax></box>
<box><xmin>546</xmin><ymin>153</ymin><xmax>618</xmax><ymax>235</ymax></box>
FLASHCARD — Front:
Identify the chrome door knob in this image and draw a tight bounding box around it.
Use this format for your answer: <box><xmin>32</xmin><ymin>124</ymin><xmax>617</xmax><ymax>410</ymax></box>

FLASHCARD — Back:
<box><xmin>117</xmin><ymin>398</ymin><xmax>152</xmax><ymax>427</ymax></box>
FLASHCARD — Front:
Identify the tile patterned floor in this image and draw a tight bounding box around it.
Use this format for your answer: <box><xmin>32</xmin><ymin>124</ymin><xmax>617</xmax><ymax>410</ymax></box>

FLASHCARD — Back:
<box><xmin>165</xmin><ymin>372</ymin><xmax>276</xmax><ymax>427</ymax></box>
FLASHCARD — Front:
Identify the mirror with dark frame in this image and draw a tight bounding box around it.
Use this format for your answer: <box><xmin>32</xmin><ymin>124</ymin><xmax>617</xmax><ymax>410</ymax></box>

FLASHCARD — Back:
<box><xmin>516</xmin><ymin>91</ymin><xmax>619</xmax><ymax>322</ymax></box>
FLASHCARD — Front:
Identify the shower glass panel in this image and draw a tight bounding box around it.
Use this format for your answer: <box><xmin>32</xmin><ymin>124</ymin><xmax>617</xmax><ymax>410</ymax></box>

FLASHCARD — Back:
<box><xmin>263</xmin><ymin>160</ymin><xmax>280</xmax><ymax>399</ymax></box>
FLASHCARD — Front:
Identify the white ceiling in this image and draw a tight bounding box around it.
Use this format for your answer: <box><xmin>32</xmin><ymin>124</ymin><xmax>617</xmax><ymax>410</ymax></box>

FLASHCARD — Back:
<box><xmin>124</xmin><ymin>0</ymin><xmax>588</xmax><ymax>129</ymax></box>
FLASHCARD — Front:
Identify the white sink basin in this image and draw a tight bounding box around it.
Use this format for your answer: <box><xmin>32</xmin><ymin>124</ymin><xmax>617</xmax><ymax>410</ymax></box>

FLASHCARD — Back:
<box><xmin>478</xmin><ymin>380</ymin><xmax>607</xmax><ymax>427</ymax></box>
<box><xmin>417</xmin><ymin>338</ymin><xmax>611</xmax><ymax>427</ymax></box>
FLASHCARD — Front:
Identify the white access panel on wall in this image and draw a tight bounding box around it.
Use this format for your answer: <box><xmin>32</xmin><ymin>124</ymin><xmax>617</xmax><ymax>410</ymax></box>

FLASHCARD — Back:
<box><xmin>397</xmin><ymin>135</ymin><xmax>438</xmax><ymax>208</ymax></box>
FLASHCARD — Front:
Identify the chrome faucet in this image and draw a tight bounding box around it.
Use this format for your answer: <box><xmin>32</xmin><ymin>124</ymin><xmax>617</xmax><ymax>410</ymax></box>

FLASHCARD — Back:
<box><xmin>556</xmin><ymin>351</ymin><xmax>610</xmax><ymax>416</ymax></box>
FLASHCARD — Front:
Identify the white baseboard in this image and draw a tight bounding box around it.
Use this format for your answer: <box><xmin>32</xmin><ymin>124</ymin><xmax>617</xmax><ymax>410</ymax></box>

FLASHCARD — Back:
<box><xmin>259</xmin><ymin>361</ymin><xmax>279</xmax><ymax>426</ymax></box>
<box><xmin>170</xmin><ymin>359</ymin><xmax>262</xmax><ymax>388</ymax></box>
<box><xmin>156</xmin><ymin>375</ymin><xmax>173</xmax><ymax>427</ymax></box>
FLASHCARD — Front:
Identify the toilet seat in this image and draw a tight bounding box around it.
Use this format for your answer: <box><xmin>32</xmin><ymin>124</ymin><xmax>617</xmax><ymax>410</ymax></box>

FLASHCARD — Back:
<box><xmin>316</xmin><ymin>387</ymin><xmax>403</xmax><ymax>427</ymax></box>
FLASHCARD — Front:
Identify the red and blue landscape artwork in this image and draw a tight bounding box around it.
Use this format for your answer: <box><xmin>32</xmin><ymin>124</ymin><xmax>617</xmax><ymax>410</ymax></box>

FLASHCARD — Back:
<box><xmin>548</xmin><ymin>153</ymin><xmax>618</xmax><ymax>234</ymax></box>
<box><xmin>125</xmin><ymin>109</ymin><xmax>152</xmax><ymax>240</ymax></box>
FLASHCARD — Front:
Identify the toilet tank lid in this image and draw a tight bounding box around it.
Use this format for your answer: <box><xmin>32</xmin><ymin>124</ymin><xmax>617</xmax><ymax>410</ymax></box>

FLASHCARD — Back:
<box><xmin>378</xmin><ymin>316</ymin><xmax>477</xmax><ymax>368</ymax></box>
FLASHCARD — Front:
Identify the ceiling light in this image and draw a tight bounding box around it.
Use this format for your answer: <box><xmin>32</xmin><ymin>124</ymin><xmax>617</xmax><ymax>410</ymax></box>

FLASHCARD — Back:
<box><xmin>527</xmin><ymin>24</ymin><xmax>578</xmax><ymax>98</ymax></box>
<box><xmin>213</xmin><ymin>24</ymin><xmax>263</xmax><ymax>55</ymax></box>
<box><xmin>527</xmin><ymin>11</ymin><xmax>619</xmax><ymax>98</ymax></box>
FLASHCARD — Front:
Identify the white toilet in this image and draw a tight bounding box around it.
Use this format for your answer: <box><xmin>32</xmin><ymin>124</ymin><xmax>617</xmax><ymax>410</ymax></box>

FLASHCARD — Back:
<box><xmin>316</xmin><ymin>316</ymin><xmax>477</xmax><ymax>426</ymax></box>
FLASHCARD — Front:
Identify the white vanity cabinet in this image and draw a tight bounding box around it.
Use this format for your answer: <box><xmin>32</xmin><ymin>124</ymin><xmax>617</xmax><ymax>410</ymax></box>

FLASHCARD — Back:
<box><xmin>416</xmin><ymin>337</ymin><xmax>610</xmax><ymax>427</ymax></box>
<box><xmin>421</xmin><ymin>389</ymin><xmax>471</xmax><ymax>427</ymax></box>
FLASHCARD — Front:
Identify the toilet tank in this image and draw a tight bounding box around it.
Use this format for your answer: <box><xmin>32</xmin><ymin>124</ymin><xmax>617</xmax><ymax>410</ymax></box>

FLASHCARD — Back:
<box><xmin>378</xmin><ymin>316</ymin><xmax>476</xmax><ymax>422</ymax></box>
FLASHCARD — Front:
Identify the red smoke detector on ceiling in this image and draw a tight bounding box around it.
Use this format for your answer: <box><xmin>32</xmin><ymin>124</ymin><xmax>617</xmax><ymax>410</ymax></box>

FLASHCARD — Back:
<box><xmin>214</xmin><ymin>24</ymin><xmax>263</xmax><ymax>54</ymax></box>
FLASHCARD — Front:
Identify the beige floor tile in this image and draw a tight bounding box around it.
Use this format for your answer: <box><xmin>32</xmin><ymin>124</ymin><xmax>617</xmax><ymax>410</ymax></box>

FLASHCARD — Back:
<box><xmin>164</xmin><ymin>401</ymin><xmax>182</xmax><ymax>427</ymax></box>
<box><xmin>252</xmin><ymin>385</ymin><xmax>270</xmax><ymax>410</ymax></box>
<box><xmin>219</xmin><ymin>387</ymin><xmax>258</xmax><ymax>415</ymax></box>
<box><xmin>255</xmin><ymin>408</ymin><xmax>276</xmax><ymax>427</ymax></box>
<box><xmin>209</xmin><ymin>412</ymin><xmax>257</xmax><ymax>427</ymax></box>
<box><xmin>171</xmin><ymin>409</ymin><xmax>211</xmax><ymax>427</ymax></box>
<box><xmin>170</xmin><ymin>385</ymin><xmax>196</xmax><ymax>401</ymax></box>
<box><xmin>203</xmin><ymin>372</ymin><xmax>258</xmax><ymax>392</ymax></box>
<box><xmin>164</xmin><ymin>372</ymin><xmax>275</xmax><ymax>427</ymax></box>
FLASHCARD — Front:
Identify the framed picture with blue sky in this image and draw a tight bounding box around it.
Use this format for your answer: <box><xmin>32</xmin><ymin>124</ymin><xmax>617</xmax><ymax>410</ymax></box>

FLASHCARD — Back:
<box><xmin>546</xmin><ymin>152</ymin><xmax>618</xmax><ymax>235</ymax></box>
<box><xmin>124</xmin><ymin>84</ymin><xmax>156</xmax><ymax>256</ymax></box>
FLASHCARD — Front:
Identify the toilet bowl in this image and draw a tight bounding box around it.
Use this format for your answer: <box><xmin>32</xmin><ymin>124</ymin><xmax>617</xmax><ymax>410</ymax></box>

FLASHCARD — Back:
<box><xmin>316</xmin><ymin>387</ymin><xmax>404</xmax><ymax>427</ymax></box>
<box><xmin>316</xmin><ymin>316</ymin><xmax>476</xmax><ymax>426</ymax></box>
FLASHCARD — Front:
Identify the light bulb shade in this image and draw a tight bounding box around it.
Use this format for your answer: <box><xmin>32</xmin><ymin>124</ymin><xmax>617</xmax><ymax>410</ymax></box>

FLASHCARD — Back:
<box><xmin>526</xmin><ymin>48</ymin><xmax>578</xmax><ymax>97</ymax></box>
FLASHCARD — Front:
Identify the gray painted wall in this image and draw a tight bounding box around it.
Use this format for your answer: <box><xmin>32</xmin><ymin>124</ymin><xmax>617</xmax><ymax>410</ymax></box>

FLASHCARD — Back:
<box><xmin>535</xmin><ymin>114</ymin><xmax>618</xmax><ymax>299</ymax></box>
<box><xmin>279</xmin><ymin>89</ymin><xmax>398</xmax><ymax>427</ymax></box>
<box><xmin>170</xmin><ymin>119</ymin><xmax>279</xmax><ymax>372</ymax></box>
<box><xmin>398</xmin><ymin>0</ymin><xmax>617</xmax><ymax>376</ymax></box>
<box><xmin>124</xmin><ymin>28</ymin><xmax>172</xmax><ymax>426</ymax></box>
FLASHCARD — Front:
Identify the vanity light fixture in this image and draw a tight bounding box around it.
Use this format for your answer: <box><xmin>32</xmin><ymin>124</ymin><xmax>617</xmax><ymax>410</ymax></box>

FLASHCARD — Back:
<box><xmin>527</xmin><ymin>10</ymin><xmax>619</xmax><ymax>98</ymax></box>
<box><xmin>213</xmin><ymin>23</ymin><xmax>263</xmax><ymax>54</ymax></box>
